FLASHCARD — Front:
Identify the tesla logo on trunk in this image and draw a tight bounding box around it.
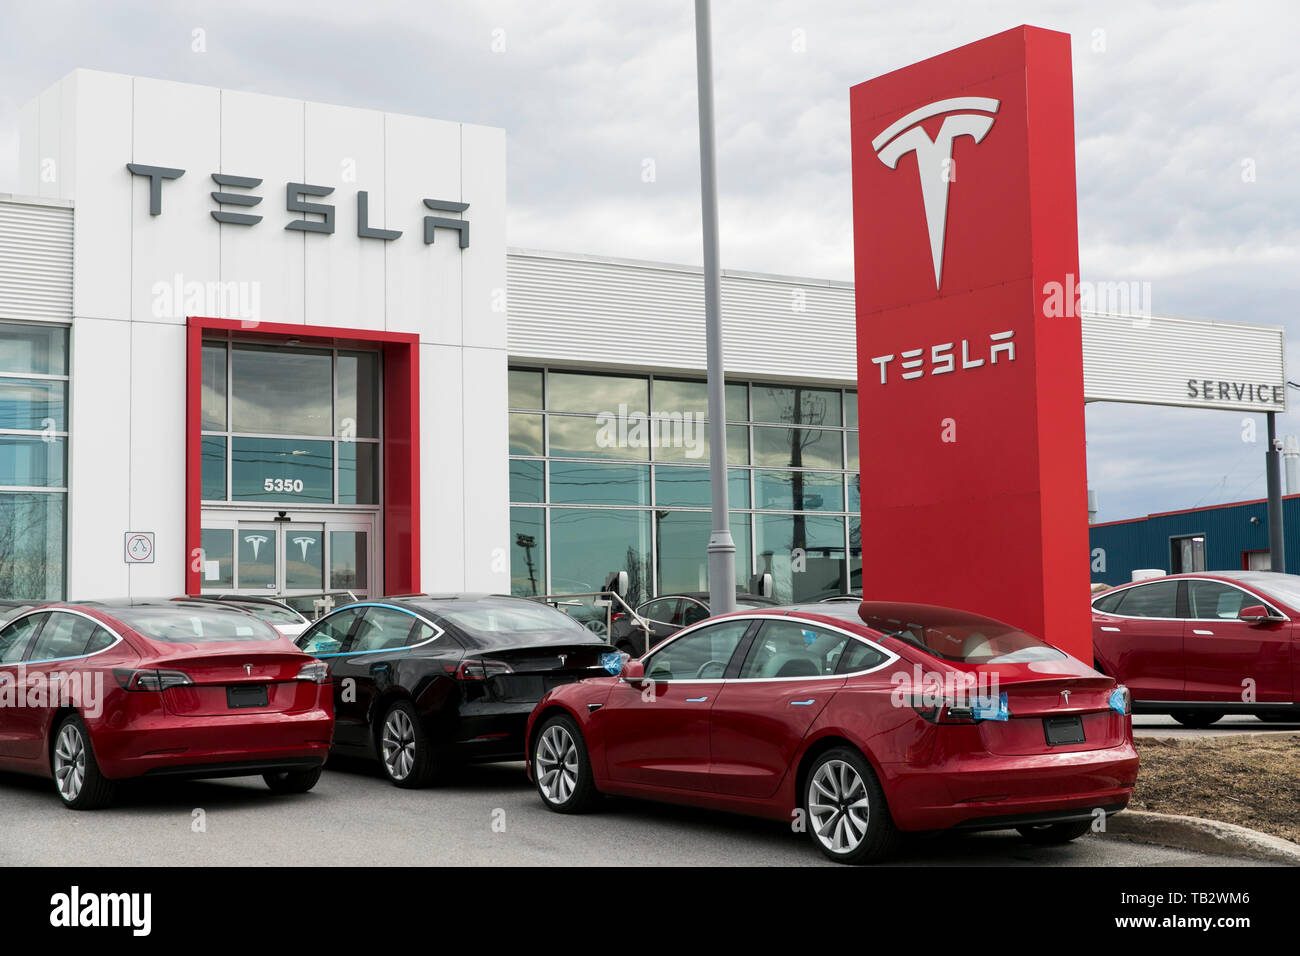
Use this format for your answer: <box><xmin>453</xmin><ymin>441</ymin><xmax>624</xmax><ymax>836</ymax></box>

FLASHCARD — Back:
<box><xmin>558</xmin><ymin>654</ymin><xmax>568</xmax><ymax>667</ymax></box>
<box><xmin>872</xmin><ymin>97</ymin><xmax>1000</xmax><ymax>289</ymax></box>
<box><xmin>1060</xmin><ymin>690</ymin><xmax>1071</xmax><ymax>706</ymax></box>
<box><xmin>244</xmin><ymin>664</ymin><xmax>253</xmax><ymax>676</ymax></box>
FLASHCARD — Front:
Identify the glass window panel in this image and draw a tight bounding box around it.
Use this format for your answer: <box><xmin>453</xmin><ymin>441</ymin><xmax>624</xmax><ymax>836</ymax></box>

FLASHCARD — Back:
<box><xmin>201</xmin><ymin>343</ymin><xmax>227</xmax><ymax>431</ymax></box>
<box><xmin>231</xmin><ymin>437</ymin><xmax>333</xmax><ymax>503</ymax></box>
<box><xmin>0</xmin><ymin>435</ymin><xmax>65</xmax><ymax>487</ymax></box>
<box><xmin>0</xmin><ymin>378</ymin><xmax>66</xmax><ymax>431</ymax></box>
<box><xmin>845</xmin><ymin>391</ymin><xmax>858</xmax><ymax>429</ymax></box>
<box><xmin>846</xmin><ymin>432</ymin><xmax>859</xmax><ymax>471</ymax></box>
<box><xmin>338</xmin><ymin>442</ymin><xmax>379</xmax><ymax>505</ymax></box>
<box><xmin>727</xmin><ymin>382</ymin><xmax>748</xmax><ymax>420</ymax></box>
<box><xmin>510</xmin><ymin>507</ymin><xmax>546</xmax><ymax>597</ymax></box>
<box><xmin>652</xmin><ymin>423</ymin><xmax>748</xmax><ymax>464</ymax></box>
<box><xmin>0</xmin><ymin>322</ymin><xmax>67</xmax><ymax>376</ymax></box>
<box><xmin>300</xmin><ymin>607</ymin><xmax>361</xmax><ymax>655</ymax></box>
<box><xmin>200</xmin><ymin>528</ymin><xmax>234</xmax><ymax>588</ymax></box>
<box><xmin>849</xmin><ymin>517</ymin><xmax>862</xmax><ymax>595</ymax></box>
<box><xmin>231</xmin><ymin>345</ymin><xmax>332</xmax><ymax>436</ymax></box>
<box><xmin>548</xmin><ymin>371</ymin><xmax>647</xmax><ymax>415</ymax></box>
<box><xmin>847</xmin><ymin>472</ymin><xmax>861</xmax><ymax>513</ymax></box>
<box><xmin>351</xmin><ymin>608</ymin><xmax>417</xmax><ymax>652</ymax></box>
<box><xmin>754</xmin><ymin>470</ymin><xmax>845</xmax><ymax>512</ymax></box>
<box><xmin>752</xmin><ymin>425</ymin><xmax>842</xmax><ymax>469</ymax></box>
<box><xmin>510</xmin><ymin>459</ymin><xmax>543</xmax><ymax>504</ymax></box>
<box><xmin>509</xmin><ymin>413</ymin><xmax>543</xmax><ymax>456</ymax></box>
<box><xmin>549</xmin><ymin>461</ymin><xmax>650</xmax><ymax>506</ymax></box>
<box><xmin>653</xmin><ymin>465</ymin><xmax>750</xmax><ymax>509</ymax></box>
<box><xmin>285</xmin><ymin>529</ymin><xmax>325</xmax><ymax>590</ymax></box>
<box><xmin>201</xmin><ymin>436</ymin><xmax>226</xmax><ymax>501</ymax></box>
<box><xmin>548</xmin><ymin>414</ymin><xmax>649</xmax><ymax>461</ymax></box>
<box><xmin>0</xmin><ymin>492</ymin><xmax>65</xmax><ymax>600</ymax></box>
<box><xmin>550</xmin><ymin>508</ymin><xmax>652</xmax><ymax>604</ymax></box>
<box><xmin>330</xmin><ymin>531</ymin><xmax>368</xmax><ymax>590</ymax></box>
<box><xmin>751</xmin><ymin>386</ymin><xmax>842</xmax><ymax>427</ymax></box>
<box><xmin>655</xmin><ymin>510</ymin><xmax>752</xmax><ymax>594</ymax></box>
<box><xmin>754</xmin><ymin>513</ymin><xmax>847</xmax><ymax>603</ymax></box>
<box><xmin>509</xmin><ymin>368</ymin><xmax>543</xmax><ymax>410</ymax></box>
<box><xmin>336</xmin><ymin>351</ymin><xmax>379</xmax><ymax>439</ymax></box>
<box><xmin>739</xmin><ymin>620</ymin><xmax>849</xmax><ymax>679</ymax></box>
<box><xmin>236</xmin><ymin>528</ymin><xmax>277</xmax><ymax>590</ymax></box>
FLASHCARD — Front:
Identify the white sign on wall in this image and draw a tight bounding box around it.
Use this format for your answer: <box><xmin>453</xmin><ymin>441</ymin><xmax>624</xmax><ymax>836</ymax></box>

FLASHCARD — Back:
<box><xmin>124</xmin><ymin>532</ymin><xmax>155</xmax><ymax>564</ymax></box>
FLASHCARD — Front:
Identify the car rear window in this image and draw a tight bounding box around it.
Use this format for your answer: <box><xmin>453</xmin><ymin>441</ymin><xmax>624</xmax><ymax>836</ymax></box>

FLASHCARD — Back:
<box><xmin>115</xmin><ymin>607</ymin><xmax>281</xmax><ymax>643</ymax></box>
<box><xmin>438</xmin><ymin>600</ymin><xmax>596</xmax><ymax>642</ymax></box>
<box><xmin>223</xmin><ymin>603</ymin><xmax>304</xmax><ymax>625</ymax></box>
<box><xmin>859</xmin><ymin>608</ymin><xmax>1064</xmax><ymax>663</ymax></box>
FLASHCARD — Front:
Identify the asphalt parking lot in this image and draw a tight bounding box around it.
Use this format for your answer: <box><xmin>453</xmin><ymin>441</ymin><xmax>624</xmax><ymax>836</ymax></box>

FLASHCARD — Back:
<box><xmin>1133</xmin><ymin>714</ymin><xmax>1300</xmax><ymax>738</ymax></box>
<box><xmin>0</xmin><ymin>758</ymin><xmax>1273</xmax><ymax>867</ymax></box>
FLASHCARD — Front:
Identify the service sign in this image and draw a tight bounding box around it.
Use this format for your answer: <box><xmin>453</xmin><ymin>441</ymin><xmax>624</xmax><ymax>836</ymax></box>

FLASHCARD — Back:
<box><xmin>1081</xmin><ymin>312</ymin><xmax>1287</xmax><ymax>413</ymax></box>
<box><xmin>850</xmin><ymin>25</ymin><xmax>1090</xmax><ymax>657</ymax></box>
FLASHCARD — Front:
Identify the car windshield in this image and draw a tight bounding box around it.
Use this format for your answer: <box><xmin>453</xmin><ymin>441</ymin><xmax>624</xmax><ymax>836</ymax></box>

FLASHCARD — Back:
<box><xmin>115</xmin><ymin>607</ymin><xmax>282</xmax><ymax>643</ymax></box>
<box><xmin>859</xmin><ymin>606</ymin><xmax>1064</xmax><ymax>663</ymax></box>
<box><xmin>437</xmin><ymin>600</ymin><xmax>596</xmax><ymax>642</ymax></box>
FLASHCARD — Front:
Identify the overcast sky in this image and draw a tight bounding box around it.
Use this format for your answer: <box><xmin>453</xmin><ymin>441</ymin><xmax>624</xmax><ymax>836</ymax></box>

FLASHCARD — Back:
<box><xmin>1</xmin><ymin>0</ymin><xmax>1297</xmax><ymax>522</ymax></box>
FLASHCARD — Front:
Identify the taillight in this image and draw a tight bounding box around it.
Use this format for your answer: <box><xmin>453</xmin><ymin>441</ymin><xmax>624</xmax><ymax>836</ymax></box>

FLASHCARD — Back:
<box><xmin>114</xmin><ymin>668</ymin><xmax>193</xmax><ymax>691</ymax></box>
<box><xmin>295</xmin><ymin>660</ymin><xmax>329</xmax><ymax>683</ymax></box>
<box><xmin>911</xmin><ymin>698</ymin><xmax>977</xmax><ymax>724</ymax></box>
<box><xmin>454</xmin><ymin>659</ymin><xmax>513</xmax><ymax>681</ymax></box>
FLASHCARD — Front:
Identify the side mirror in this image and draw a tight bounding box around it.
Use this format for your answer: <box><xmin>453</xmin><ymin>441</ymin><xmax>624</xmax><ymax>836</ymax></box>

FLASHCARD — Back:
<box><xmin>620</xmin><ymin>659</ymin><xmax>647</xmax><ymax>686</ymax></box>
<box><xmin>1239</xmin><ymin>604</ymin><xmax>1281</xmax><ymax>624</ymax></box>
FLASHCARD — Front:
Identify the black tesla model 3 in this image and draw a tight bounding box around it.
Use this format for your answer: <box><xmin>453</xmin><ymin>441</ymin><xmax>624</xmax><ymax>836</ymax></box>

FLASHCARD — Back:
<box><xmin>294</xmin><ymin>593</ymin><xmax>619</xmax><ymax>787</ymax></box>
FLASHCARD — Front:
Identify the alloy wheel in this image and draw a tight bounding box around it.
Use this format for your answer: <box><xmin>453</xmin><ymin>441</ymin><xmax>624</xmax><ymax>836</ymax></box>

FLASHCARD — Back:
<box><xmin>536</xmin><ymin>724</ymin><xmax>579</xmax><ymax>804</ymax></box>
<box><xmin>53</xmin><ymin>723</ymin><xmax>87</xmax><ymax>802</ymax></box>
<box><xmin>381</xmin><ymin>708</ymin><xmax>417</xmax><ymax>781</ymax></box>
<box><xmin>808</xmin><ymin>758</ymin><xmax>871</xmax><ymax>854</ymax></box>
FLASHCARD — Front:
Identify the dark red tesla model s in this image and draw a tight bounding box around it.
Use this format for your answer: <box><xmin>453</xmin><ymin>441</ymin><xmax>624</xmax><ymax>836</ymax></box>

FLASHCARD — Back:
<box><xmin>0</xmin><ymin>600</ymin><xmax>334</xmax><ymax>809</ymax></box>
<box><xmin>526</xmin><ymin>602</ymin><xmax>1138</xmax><ymax>864</ymax></box>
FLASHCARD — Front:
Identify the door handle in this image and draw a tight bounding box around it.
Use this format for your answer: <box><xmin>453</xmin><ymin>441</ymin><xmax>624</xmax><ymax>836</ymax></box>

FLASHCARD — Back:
<box><xmin>790</xmin><ymin>699</ymin><xmax>815</xmax><ymax>706</ymax></box>
<box><xmin>685</xmin><ymin>696</ymin><xmax>708</xmax><ymax>703</ymax></box>
<box><xmin>1192</xmin><ymin>629</ymin><xmax>1214</xmax><ymax>636</ymax></box>
<box><xmin>1100</xmin><ymin>626</ymin><xmax>1120</xmax><ymax>632</ymax></box>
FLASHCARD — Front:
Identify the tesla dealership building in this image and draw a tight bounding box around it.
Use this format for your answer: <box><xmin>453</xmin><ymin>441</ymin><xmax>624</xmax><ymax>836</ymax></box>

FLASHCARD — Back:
<box><xmin>0</xmin><ymin>69</ymin><xmax>1288</xmax><ymax>611</ymax></box>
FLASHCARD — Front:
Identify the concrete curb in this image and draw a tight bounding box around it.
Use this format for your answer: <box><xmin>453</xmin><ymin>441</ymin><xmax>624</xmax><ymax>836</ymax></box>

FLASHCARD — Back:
<box><xmin>1103</xmin><ymin>809</ymin><xmax>1300</xmax><ymax>865</ymax></box>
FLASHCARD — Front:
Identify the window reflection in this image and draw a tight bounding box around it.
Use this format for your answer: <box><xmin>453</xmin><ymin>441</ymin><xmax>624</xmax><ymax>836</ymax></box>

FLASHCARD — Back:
<box><xmin>752</xmin><ymin>425</ymin><xmax>841</xmax><ymax>469</ymax></box>
<box><xmin>0</xmin><ymin>379</ymin><xmax>65</xmax><ymax>431</ymax></box>
<box><xmin>548</xmin><ymin>371</ymin><xmax>647</xmax><ymax>415</ymax></box>
<box><xmin>0</xmin><ymin>492</ymin><xmax>65</xmax><ymax>600</ymax></box>
<box><xmin>231</xmin><ymin>345</ymin><xmax>332</xmax><ymax>436</ymax></box>
<box><xmin>550</xmin><ymin>508</ymin><xmax>651</xmax><ymax>603</ymax></box>
<box><xmin>752</xmin><ymin>386</ymin><xmax>841</xmax><ymax>427</ymax></box>
<box><xmin>509</xmin><ymin>413</ymin><xmax>543</xmax><ymax>456</ymax></box>
<box><xmin>550</xmin><ymin>461</ymin><xmax>650</xmax><ymax>506</ymax></box>
<box><xmin>754</xmin><ymin>470</ymin><xmax>844</xmax><ymax>512</ymax></box>
<box><xmin>656</xmin><ymin>511</ymin><xmax>752</xmax><ymax>593</ymax></box>
<box><xmin>754</xmin><ymin>513</ymin><xmax>847</xmax><ymax>603</ymax></box>
<box><xmin>510</xmin><ymin>507</ymin><xmax>545</xmax><ymax>597</ymax></box>
<box><xmin>337</xmin><ymin>351</ymin><xmax>379</xmax><ymax>438</ymax></box>
<box><xmin>202</xmin><ymin>343</ymin><xmax>227</xmax><ymax>430</ymax></box>
<box><xmin>509</xmin><ymin>369</ymin><xmax>544</xmax><ymax>410</ymax></box>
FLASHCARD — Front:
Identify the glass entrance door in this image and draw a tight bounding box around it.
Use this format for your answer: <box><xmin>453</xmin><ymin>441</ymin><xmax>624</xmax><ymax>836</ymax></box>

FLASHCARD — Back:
<box><xmin>199</xmin><ymin>512</ymin><xmax>376</xmax><ymax>600</ymax></box>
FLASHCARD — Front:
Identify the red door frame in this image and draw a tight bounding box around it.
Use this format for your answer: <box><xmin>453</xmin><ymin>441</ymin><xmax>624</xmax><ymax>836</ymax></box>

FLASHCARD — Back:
<box><xmin>185</xmin><ymin>316</ymin><xmax>420</xmax><ymax>596</ymax></box>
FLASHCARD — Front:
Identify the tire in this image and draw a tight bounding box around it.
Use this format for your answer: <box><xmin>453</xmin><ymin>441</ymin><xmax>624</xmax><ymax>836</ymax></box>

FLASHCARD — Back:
<box><xmin>1171</xmin><ymin>711</ymin><xmax>1224</xmax><ymax>729</ymax></box>
<box><xmin>1016</xmin><ymin>819</ymin><xmax>1092</xmax><ymax>845</ymax></box>
<box><xmin>802</xmin><ymin>747</ymin><xmax>899</xmax><ymax>865</ymax></box>
<box><xmin>51</xmin><ymin>714</ymin><xmax>116</xmax><ymax>810</ymax></box>
<box><xmin>533</xmin><ymin>714</ymin><xmax>601</xmax><ymax>813</ymax></box>
<box><xmin>1256</xmin><ymin>712</ymin><xmax>1294</xmax><ymax>723</ymax></box>
<box><xmin>263</xmin><ymin>765</ymin><xmax>323</xmax><ymax>794</ymax></box>
<box><xmin>377</xmin><ymin>700</ymin><xmax>440</xmax><ymax>788</ymax></box>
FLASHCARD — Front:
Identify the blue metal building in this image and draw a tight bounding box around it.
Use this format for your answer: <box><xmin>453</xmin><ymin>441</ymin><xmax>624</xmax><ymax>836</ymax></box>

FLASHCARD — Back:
<box><xmin>1088</xmin><ymin>494</ymin><xmax>1300</xmax><ymax>585</ymax></box>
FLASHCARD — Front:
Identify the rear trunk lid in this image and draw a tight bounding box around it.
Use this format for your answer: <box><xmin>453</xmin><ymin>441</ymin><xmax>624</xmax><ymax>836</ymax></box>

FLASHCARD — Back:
<box><xmin>466</xmin><ymin>642</ymin><xmax>617</xmax><ymax>703</ymax></box>
<box><xmin>150</xmin><ymin>645</ymin><xmax>316</xmax><ymax>717</ymax></box>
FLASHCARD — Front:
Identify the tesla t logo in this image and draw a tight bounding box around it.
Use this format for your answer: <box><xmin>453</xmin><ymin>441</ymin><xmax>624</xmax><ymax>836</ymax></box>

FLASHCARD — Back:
<box><xmin>244</xmin><ymin>534</ymin><xmax>269</xmax><ymax>559</ymax></box>
<box><xmin>872</xmin><ymin>97</ymin><xmax>1000</xmax><ymax>289</ymax></box>
<box><xmin>558</xmin><ymin>654</ymin><xmax>568</xmax><ymax>667</ymax></box>
<box><xmin>244</xmin><ymin>664</ymin><xmax>253</xmax><ymax>676</ymax></box>
<box><xmin>292</xmin><ymin>536</ymin><xmax>316</xmax><ymax>560</ymax></box>
<box><xmin>1060</xmin><ymin>690</ymin><xmax>1072</xmax><ymax>706</ymax></box>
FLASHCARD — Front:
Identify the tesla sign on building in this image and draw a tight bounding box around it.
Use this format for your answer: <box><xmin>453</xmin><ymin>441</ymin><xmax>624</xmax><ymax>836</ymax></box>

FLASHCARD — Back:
<box><xmin>851</xmin><ymin>25</ymin><xmax>1091</xmax><ymax>658</ymax></box>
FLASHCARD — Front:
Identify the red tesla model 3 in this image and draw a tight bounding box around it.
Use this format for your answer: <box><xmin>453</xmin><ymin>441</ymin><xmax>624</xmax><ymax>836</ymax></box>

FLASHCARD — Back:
<box><xmin>0</xmin><ymin>600</ymin><xmax>333</xmax><ymax>809</ymax></box>
<box><xmin>526</xmin><ymin>602</ymin><xmax>1138</xmax><ymax>864</ymax></box>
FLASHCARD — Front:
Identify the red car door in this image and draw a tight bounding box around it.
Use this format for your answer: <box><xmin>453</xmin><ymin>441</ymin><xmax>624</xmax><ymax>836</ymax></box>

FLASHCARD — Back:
<box><xmin>710</xmin><ymin>619</ymin><xmax>857</xmax><ymax>799</ymax></box>
<box><xmin>600</xmin><ymin>618</ymin><xmax>750</xmax><ymax>792</ymax></box>
<box><xmin>1182</xmin><ymin>579</ymin><xmax>1292</xmax><ymax>703</ymax></box>
<box><xmin>1091</xmin><ymin>579</ymin><xmax>1184</xmax><ymax>701</ymax></box>
<box><xmin>0</xmin><ymin>613</ymin><xmax>45</xmax><ymax>759</ymax></box>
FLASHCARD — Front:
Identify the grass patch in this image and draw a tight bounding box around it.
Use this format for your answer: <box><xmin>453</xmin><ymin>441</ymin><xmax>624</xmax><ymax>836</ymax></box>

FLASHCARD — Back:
<box><xmin>1133</xmin><ymin>733</ymin><xmax>1300</xmax><ymax>844</ymax></box>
